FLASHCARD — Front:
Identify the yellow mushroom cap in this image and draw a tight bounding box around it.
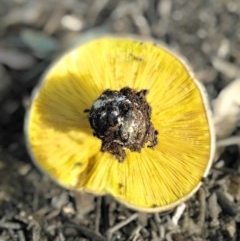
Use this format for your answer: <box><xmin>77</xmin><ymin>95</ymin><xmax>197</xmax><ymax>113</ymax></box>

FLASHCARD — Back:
<box><xmin>25</xmin><ymin>37</ymin><xmax>215</xmax><ymax>212</ymax></box>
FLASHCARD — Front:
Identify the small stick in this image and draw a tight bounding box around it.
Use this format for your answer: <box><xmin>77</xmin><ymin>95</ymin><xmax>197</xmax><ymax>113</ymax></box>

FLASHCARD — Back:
<box><xmin>212</xmin><ymin>166</ymin><xmax>240</xmax><ymax>176</ymax></box>
<box><xmin>197</xmin><ymin>187</ymin><xmax>206</xmax><ymax>229</ymax></box>
<box><xmin>172</xmin><ymin>203</ymin><xmax>186</xmax><ymax>226</ymax></box>
<box><xmin>65</xmin><ymin>224</ymin><xmax>106</xmax><ymax>241</ymax></box>
<box><xmin>107</xmin><ymin>213</ymin><xmax>139</xmax><ymax>240</ymax></box>
<box><xmin>217</xmin><ymin>136</ymin><xmax>240</xmax><ymax>147</ymax></box>
<box><xmin>95</xmin><ymin>197</ymin><xmax>102</xmax><ymax>233</ymax></box>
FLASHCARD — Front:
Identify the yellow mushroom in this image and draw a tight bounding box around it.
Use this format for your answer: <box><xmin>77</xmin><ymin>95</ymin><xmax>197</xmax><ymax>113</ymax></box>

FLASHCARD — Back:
<box><xmin>25</xmin><ymin>36</ymin><xmax>215</xmax><ymax>212</ymax></box>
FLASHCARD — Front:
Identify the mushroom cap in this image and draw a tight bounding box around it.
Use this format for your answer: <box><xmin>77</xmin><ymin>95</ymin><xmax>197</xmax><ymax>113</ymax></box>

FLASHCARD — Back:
<box><xmin>25</xmin><ymin>37</ymin><xmax>215</xmax><ymax>212</ymax></box>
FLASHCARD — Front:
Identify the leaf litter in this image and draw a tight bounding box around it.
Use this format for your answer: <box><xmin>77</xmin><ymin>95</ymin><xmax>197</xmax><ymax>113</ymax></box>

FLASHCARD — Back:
<box><xmin>1</xmin><ymin>0</ymin><xmax>240</xmax><ymax>240</ymax></box>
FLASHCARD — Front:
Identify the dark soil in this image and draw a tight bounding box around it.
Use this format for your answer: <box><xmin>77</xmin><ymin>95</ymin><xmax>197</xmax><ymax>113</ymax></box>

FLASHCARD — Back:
<box><xmin>89</xmin><ymin>87</ymin><xmax>157</xmax><ymax>162</ymax></box>
<box><xmin>1</xmin><ymin>0</ymin><xmax>240</xmax><ymax>240</ymax></box>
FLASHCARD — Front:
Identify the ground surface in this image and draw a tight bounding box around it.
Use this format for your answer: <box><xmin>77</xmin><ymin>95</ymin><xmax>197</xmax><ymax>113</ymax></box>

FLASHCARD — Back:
<box><xmin>0</xmin><ymin>0</ymin><xmax>240</xmax><ymax>240</ymax></box>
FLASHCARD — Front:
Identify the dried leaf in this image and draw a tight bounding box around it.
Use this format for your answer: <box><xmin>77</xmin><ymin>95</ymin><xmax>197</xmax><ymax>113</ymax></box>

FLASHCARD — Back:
<box><xmin>0</xmin><ymin>48</ymin><xmax>35</xmax><ymax>70</ymax></box>
<box><xmin>213</xmin><ymin>79</ymin><xmax>240</xmax><ymax>139</ymax></box>
<box><xmin>212</xmin><ymin>57</ymin><xmax>240</xmax><ymax>79</ymax></box>
<box><xmin>20</xmin><ymin>29</ymin><xmax>59</xmax><ymax>57</ymax></box>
